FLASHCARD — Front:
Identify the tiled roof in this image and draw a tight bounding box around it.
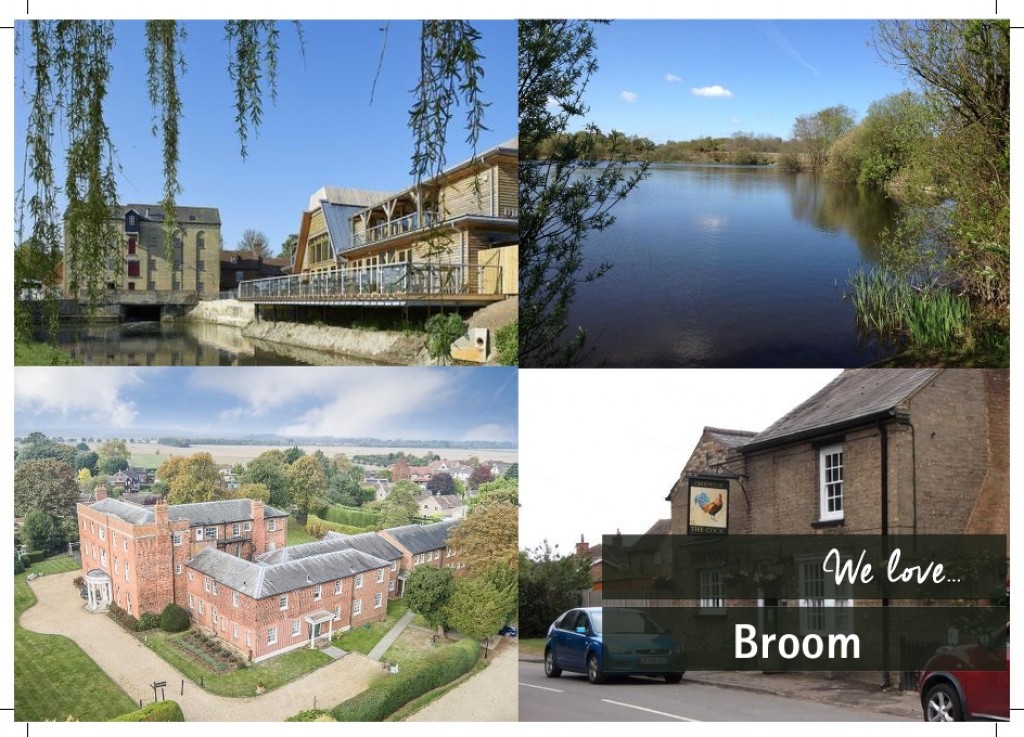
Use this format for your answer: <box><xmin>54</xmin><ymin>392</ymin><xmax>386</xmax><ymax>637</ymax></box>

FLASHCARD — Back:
<box><xmin>119</xmin><ymin>204</ymin><xmax>221</xmax><ymax>224</ymax></box>
<box><xmin>383</xmin><ymin>519</ymin><xmax>459</xmax><ymax>554</ymax></box>
<box><xmin>189</xmin><ymin>545</ymin><xmax>391</xmax><ymax>599</ymax></box>
<box><xmin>88</xmin><ymin>497</ymin><xmax>154</xmax><ymax>525</ymax></box>
<box><xmin>86</xmin><ymin>498</ymin><xmax>287</xmax><ymax>527</ymax></box>
<box><xmin>704</xmin><ymin>427</ymin><xmax>758</xmax><ymax>449</ymax></box>
<box><xmin>257</xmin><ymin>531</ymin><xmax>402</xmax><ymax>566</ymax></box>
<box><xmin>743</xmin><ymin>369</ymin><xmax>940</xmax><ymax>451</ymax></box>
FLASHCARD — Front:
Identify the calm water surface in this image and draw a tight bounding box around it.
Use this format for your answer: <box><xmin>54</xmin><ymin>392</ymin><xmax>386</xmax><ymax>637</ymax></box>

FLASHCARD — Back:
<box><xmin>39</xmin><ymin>321</ymin><xmax>391</xmax><ymax>366</ymax></box>
<box><xmin>568</xmin><ymin>164</ymin><xmax>901</xmax><ymax>367</ymax></box>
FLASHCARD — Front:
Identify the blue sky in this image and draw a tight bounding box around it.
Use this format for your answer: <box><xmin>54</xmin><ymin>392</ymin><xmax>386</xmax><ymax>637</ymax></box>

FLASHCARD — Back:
<box><xmin>12</xmin><ymin>20</ymin><xmax>517</xmax><ymax>254</ymax></box>
<box><xmin>578</xmin><ymin>20</ymin><xmax>915</xmax><ymax>143</ymax></box>
<box><xmin>14</xmin><ymin>367</ymin><xmax>518</xmax><ymax>442</ymax></box>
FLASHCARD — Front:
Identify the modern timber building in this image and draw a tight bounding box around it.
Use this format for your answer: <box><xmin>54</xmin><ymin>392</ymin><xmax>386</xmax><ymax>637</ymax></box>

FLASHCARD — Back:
<box><xmin>237</xmin><ymin>138</ymin><xmax>518</xmax><ymax>306</ymax></box>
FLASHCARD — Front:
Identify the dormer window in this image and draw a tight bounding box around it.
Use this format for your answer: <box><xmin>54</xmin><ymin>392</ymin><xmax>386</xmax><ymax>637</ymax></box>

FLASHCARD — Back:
<box><xmin>124</xmin><ymin>210</ymin><xmax>140</xmax><ymax>233</ymax></box>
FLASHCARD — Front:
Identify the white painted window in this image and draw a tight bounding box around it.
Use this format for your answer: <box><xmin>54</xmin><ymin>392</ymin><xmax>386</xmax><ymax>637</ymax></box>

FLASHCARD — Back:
<box><xmin>355</xmin><ymin>574</ymin><xmax>363</xmax><ymax>589</ymax></box>
<box><xmin>188</xmin><ymin>571</ymin><xmax>194</xmax><ymax>582</ymax></box>
<box><xmin>243</xmin><ymin>521</ymin><xmax>252</xmax><ymax>532</ymax></box>
<box><xmin>233</xmin><ymin>623</ymin><xmax>240</xmax><ymax>639</ymax></box>
<box><xmin>196</xmin><ymin>528</ymin><xmax>203</xmax><ymax>541</ymax></box>
<box><xmin>173</xmin><ymin>532</ymin><xmax>182</xmax><ymax>546</ymax></box>
<box><xmin>353</xmin><ymin>599</ymin><xmax>362</xmax><ymax>616</ymax></box>
<box><xmin>204</xmin><ymin>526</ymin><xmax>217</xmax><ymax>540</ymax></box>
<box><xmin>391</xmin><ymin>561</ymin><xmax>397</xmax><ymax>572</ymax></box>
<box><xmin>798</xmin><ymin>558</ymin><xmax>853</xmax><ymax>635</ymax></box>
<box><xmin>123</xmin><ymin>539</ymin><xmax>128</xmax><ymax>552</ymax></box>
<box><xmin>204</xmin><ymin>576</ymin><xmax>211</xmax><ymax>592</ymax></box>
<box><xmin>333</xmin><ymin>606</ymin><xmax>340</xmax><ymax>621</ymax></box>
<box><xmin>314</xmin><ymin>584</ymin><xmax>322</xmax><ymax>601</ymax></box>
<box><xmin>376</xmin><ymin>569</ymin><xmax>385</xmax><ymax>583</ymax></box>
<box><xmin>279</xmin><ymin>594</ymin><xmax>288</xmax><ymax>610</ymax></box>
<box><xmin>819</xmin><ymin>444</ymin><xmax>844</xmax><ymax>521</ymax></box>
<box><xmin>188</xmin><ymin>594</ymin><xmax>194</xmax><ymax>609</ymax></box>
<box><xmin>233</xmin><ymin>592</ymin><xmax>239</xmax><ymax>608</ymax></box>
<box><xmin>699</xmin><ymin>569</ymin><xmax>725</xmax><ymax>610</ymax></box>
<box><xmin>268</xmin><ymin>627</ymin><xmax>277</xmax><ymax>645</ymax></box>
<box><xmin>334</xmin><ymin>580</ymin><xmax>342</xmax><ymax>595</ymax></box>
<box><xmin>99</xmin><ymin>527</ymin><xmax>105</xmax><ymax>541</ymax></box>
<box><xmin>374</xmin><ymin>592</ymin><xmax>383</xmax><ymax>609</ymax></box>
<box><xmin>232</xmin><ymin>523</ymin><xmax>240</xmax><ymax>537</ymax></box>
<box><xmin>212</xmin><ymin>581</ymin><xmax>219</xmax><ymax>595</ymax></box>
<box><xmin>268</xmin><ymin>519</ymin><xmax>277</xmax><ymax>532</ymax></box>
<box><xmin>100</xmin><ymin>549</ymin><xmax>107</xmax><ymax>568</ymax></box>
<box><xmin>292</xmin><ymin>620</ymin><xmax>301</xmax><ymax>637</ymax></box>
<box><xmin>389</xmin><ymin>581</ymin><xmax>395</xmax><ymax>592</ymax></box>
<box><xmin>114</xmin><ymin>559</ymin><xmax>120</xmax><ymax>574</ymax></box>
<box><xmin>246</xmin><ymin>631</ymin><xmax>252</xmax><ymax>647</ymax></box>
<box><xmin>213</xmin><ymin>609</ymin><xmax>219</xmax><ymax>625</ymax></box>
<box><xmin>198</xmin><ymin>601</ymin><xmax>205</xmax><ymax>615</ymax></box>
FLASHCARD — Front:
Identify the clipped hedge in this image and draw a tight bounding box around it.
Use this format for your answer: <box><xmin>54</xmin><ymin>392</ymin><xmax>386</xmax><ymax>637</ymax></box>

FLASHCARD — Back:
<box><xmin>306</xmin><ymin>514</ymin><xmax>370</xmax><ymax>540</ymax></box>
<box><xmin>331</xmin><ymin>638</ymin><xmax>479</xmax><ymax>721</ymax></box>
<box><xmin>161</xmin><ymin>603</ymin><xmax>191</xmax><ymax>633</ymax></box>
<box><xmin>286</xmin><ymin>709</ymin><xmax>336</xmax><ymax>722</ymax></box>
<box><xmin>22</xmin><ymin>550</ymin><xmax>46</xmax><ymax>565</ymax></box>
<box><xmin>111</xmin><ymin>700</ymin><xmax>185</xmax><ymax>722</ymax></box>
<box><xmin>322</xmin><ymin>505</ymin><xmax>381</xmax><ymax>528</ymax></box>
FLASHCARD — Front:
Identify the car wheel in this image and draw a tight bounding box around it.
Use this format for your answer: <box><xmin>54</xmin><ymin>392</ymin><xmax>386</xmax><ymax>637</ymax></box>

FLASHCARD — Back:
<box><xmin>587</xmin><ymin>652</ymin><xmax>605</xmax><ymax>684</ymax></box>
<box><xmin>544</xmin><ymin>649</ymin><xmax>562</xmax><ymax>678</ymax></box>
<box><xmin>923</xmin><ymin>683</ymin><xmax>963</xmax><ymax>722</ymax></box>
<box><xmin>664</xmin><ymin>673</ymin><xmax>683</xmax><ymax>684</ymax></box>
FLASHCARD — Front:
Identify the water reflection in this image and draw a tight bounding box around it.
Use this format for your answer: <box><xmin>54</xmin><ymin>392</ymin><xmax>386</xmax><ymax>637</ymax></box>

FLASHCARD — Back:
<box><xmin>566</xmin><ymin>164</ymin><xmax>901</xmax><ymax>367</ymax></box>
<box><xmin>38</xmin><ymin>321</ymin><xmax>392</xmax><ymax>366</ymax></box>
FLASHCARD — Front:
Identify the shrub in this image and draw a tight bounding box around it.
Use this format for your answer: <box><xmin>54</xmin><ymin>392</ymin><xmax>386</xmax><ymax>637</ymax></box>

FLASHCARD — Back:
<box><xmin>494</xmin><ymin>321</ymin><xmax>518</xmax><ymax>366</ymax></box>
<box><xmin>137</xmin><ymin>612</ymin><xmax>162</xmax><ymax>631</ymax></box>
<box><xmin>286</xmin><ymin>709</ymin><xmax>335</xmax><ymax>722</ymax></box>
<box><xmin>111</xmin><ymin>701</ymin><xmax>185</xmax><ymax>722</ymax></box>
<box><xmin>14</xmin><ymin>554</ymin><xmax>25</xmax><ymax>574</ymax></box>
<box><xmin>306</xmin><ymin>514</ymin><xmax>369</xmax><ymax>539</ymax></box>
<box><xmin>424</xmin><ymin>312</ymin><xmax>467</xmax><ymax>364</ymax></box>
<box><xmin>108</xmin><ymin>602</ymin><xmax>143</xmax><ymax>632</ymax></box>
<box><xmin>22</xmin><ymin>550</ymin><xmax>46</xmax><ymax>565</ymax></box>
<box><xmin>161</xmin><ymin>603</ymin><xmax>191</xmax><ymax>633</ymax></box>
<box><xmin>331</xmin><ymin>638</ymin><xmax>479</xmax><ymax>721</ymax></box>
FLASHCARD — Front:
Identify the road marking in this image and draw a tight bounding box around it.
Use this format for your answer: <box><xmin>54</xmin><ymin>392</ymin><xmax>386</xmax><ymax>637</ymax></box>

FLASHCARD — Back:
<box><xmin>520</xmin><ymin>683</ymin><xmax>564</xmax><ymax>693</ymax></box>
<box><xmin>602</xmin><ymin>699</ymin><xmax>700</xmax><ymax>722</ymax></box>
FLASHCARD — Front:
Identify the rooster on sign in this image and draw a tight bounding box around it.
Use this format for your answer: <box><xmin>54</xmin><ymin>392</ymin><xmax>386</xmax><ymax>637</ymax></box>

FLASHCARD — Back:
<box><xmin>693</xmin><ymin>490</ymin><xmax>724</xmax><ymax>518</ymax></box>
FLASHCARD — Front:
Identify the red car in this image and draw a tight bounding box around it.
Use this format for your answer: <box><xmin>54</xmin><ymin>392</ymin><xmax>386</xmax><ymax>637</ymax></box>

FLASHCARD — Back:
<box><xmin>917</xmin><ymin>624</ymin><xmax>1009</xmax><ymax>721</ymax></box>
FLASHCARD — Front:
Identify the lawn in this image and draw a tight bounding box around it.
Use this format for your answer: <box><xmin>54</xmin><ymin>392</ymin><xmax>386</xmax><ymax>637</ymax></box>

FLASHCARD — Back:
<box><xmin>519</xmin><ymin>638</ymin><xmax>544</xmax><ymax>657</ymax></box>
<box><xmin>331</xmin><ymin>599</ymin><xmax>408</xmax><ymax>655</ymax></box>
<box><xmin>143</xmin><ymin>630</ymin><xmax>333</xmax><ymax>697</ymax></box>
<box><xmin>15</xmin><ymin>556</ymin><xmax>137</xmax><ymax>722</ymax></box>
<box><xmin>287</xmin><ymin>516</ymin><xmax>318</xmax><ymax>546</ymax></box>
<box><xmin>14</xmin><ymin>340</ymin><xmax>78</xmax><ymax>365</ymax></box>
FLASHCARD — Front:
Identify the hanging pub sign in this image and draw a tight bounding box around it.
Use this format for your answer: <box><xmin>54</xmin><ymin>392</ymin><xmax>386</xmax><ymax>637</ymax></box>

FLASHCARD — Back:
<box><xmin>688</xmin><ymin>477</ymin><xmax>729</xmax><ymax>535</ymax></box>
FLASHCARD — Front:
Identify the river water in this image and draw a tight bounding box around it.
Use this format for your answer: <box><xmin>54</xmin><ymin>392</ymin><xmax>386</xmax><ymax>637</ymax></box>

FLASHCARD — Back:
<box><xmin>565</xmin><ymin>163</ymin><xmax>902</xmax><ymax>367</ymax></box>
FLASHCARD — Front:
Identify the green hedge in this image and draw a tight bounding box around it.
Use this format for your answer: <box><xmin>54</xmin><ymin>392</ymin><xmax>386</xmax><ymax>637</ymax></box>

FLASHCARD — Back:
<box><xmin>322</xmin><ymin>505</ymin><xmax>381</xmax><ymax>528</ymax></box>
<box><xmin>331</xmin><ymin>638</ymin><xmax>479</xmax><ymax>721</ymax></box>
<box><xmin>161</xmin><ymin>603</ymin><xmax>191</xmax><ymax>633</ymax></box>
<box><xmin>22</xmin><ymin>550</ymin><xmax>46</xmax><ymax>565</ymax></box>
<box><xmin>286</xmin><ymin>709</ymin><xmax>336</xmax><ymax>722</ymax></box>
<box><xmin>306</xmin><ymin>514</ymin><xmax>371</xmax><ymax>539</ymax></box>
<box><xmin>112</xmin><ymin>700</ymin><xmax>185</xmax><ymax>722</ymax></box>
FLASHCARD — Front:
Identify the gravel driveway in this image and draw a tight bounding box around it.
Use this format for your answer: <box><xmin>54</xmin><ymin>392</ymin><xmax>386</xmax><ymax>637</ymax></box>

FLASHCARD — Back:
<box><xmin>404</xmin><ymin>640</ymin><xmax>518</xmax><ymax>721</ymax></box>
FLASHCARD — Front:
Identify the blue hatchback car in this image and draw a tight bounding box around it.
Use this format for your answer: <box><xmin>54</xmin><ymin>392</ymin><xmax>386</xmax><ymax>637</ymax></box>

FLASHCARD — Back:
<box><xmin>544</xmin><ymin>607</ymin><xmax>686</xmax><ymax>684</ymax></box>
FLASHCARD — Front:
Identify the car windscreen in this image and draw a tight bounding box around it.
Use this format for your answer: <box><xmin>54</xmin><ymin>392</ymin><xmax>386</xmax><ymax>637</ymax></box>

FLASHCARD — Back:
<box><xmin>592</xmin><ymin>609</ymin><xmax>665</xmax><ymax>636</ymax></box>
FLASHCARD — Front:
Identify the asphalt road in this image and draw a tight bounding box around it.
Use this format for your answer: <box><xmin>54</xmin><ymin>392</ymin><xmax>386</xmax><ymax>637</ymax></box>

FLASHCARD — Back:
<box><xmin>519</xmin><ymin>662</ymin><xmax>913</xmax><ymax>722</ymax></box>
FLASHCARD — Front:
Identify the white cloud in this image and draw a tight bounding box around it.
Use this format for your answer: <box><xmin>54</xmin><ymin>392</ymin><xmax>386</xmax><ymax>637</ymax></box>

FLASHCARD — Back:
<box><xmin>15</xmin><ymin>368</ymin><xmax>143</xmax><ymax>428</ymax></box>
<box><xmin>691</xmin><ymin>85</ymin><xmax>733</xmax><ymax>98</ymax></box>
<box><xmin>277</xmin><ymin>370</ymin><xmax>457</xmax><ymax>438</ymax></box>
<box><xmin>188</xmin><ymin>368</ymin><xmax>332</xmax><ymax>420</ymax></box>
<box><xmin>731</xmin><ymin>117</ymin><xmax>741</xmax><ymax>124</ymax></box>
<box><xmin>620</xmin><ymin>90</ymin><xmax>638</xmax><ymax>103</ymax></box>
<box><xmin>665</xmin><ymin>73</ymin><xmax>682</xmax><ymax>83</ymax></box>
<box><xmin>460</xmin><ymin>423</ymin><xmax>515</xmax><ymax>443</ymax></box>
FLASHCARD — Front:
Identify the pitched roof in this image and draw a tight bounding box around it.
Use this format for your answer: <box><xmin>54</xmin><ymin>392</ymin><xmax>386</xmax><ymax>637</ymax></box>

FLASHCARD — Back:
<box><xmin>119</xmin><ymin>204</ymin><xmax>221</xmax><ymax>224</ymax></box>
<box><xmin>307</xmin><ymin>187</ymin><xmax>392</xmax><ymax>211</ymax></box>
<box><xmin>742</xmin><ymin>369</ymin><xmax>940</xmax><ymax>452</ymax></box>
<box><xmin>643</xmin><ymin>519</ymin><xmax>672</xmax><ymax>536</ymax></box>
<box><xmin>86</xmin><ymin>497</ymin><xmax>287</xmax><ymax>527</ymax></box>
<box><xmin>257</xmin><ymin>531</ymin><xmax>402</xmax><ymax>566</ymax></box>
<box><xmin>704</xmin><ymin>427</ymin><xmax>757</xmax><ymax>449</ymax></box>
<box><xmin>383</xmin><ymin>519</ymin><xmax>459</xmax><ymax>554</ymax></box>
<box><xmin>188</xmin><ymin>545</ymin><xmax>390</xmax><ymax>599</ymax></box>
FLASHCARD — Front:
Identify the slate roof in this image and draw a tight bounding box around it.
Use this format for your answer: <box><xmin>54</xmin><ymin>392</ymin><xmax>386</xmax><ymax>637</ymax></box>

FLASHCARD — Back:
<box><xmin>643</xmin><ymin>519</ymin><xmax>672</xmax><ymax>536</ymax></box>
<box><xmin>188</xmin><ymin>545</ymin><xmax>390</xmax><ymax>599</ymax></box>
<box><xmin>86</xmin><ymin>497</ymin><xmax>287</xmax><ymax>527</ymax></box>
<box><xmin>383</xmin><ymin>519</ymin><xmax>459</xmax><ymax>554</ymax></box>
<box><xmin>307</xmin><ymin>187</ymin><xmax>391</xmax><ymax>212</ymax></box>
<box><xmin>118</xmin><ymin>204</ymin><xmax>221</xmax><ymax>224</ymax></box>
<box><xmin>704</xmin><ymin>427</ymin><xmax>758</xmax><ymax>449</ymax></box>
<box><xmin>257</xmin><ymin>531</ymin><xmax>402</xmax><ymax>566</ymax></box>
<box><xmin>742</xmin><ymin>369</ymin><xmax>940</xmax><ymax>452</ymax></box>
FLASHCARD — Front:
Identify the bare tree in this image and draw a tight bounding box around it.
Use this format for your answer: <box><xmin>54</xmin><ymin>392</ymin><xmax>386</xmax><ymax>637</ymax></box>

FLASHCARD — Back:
<box><xmin>238</xmin><ymin>228</ymin><xmax>270</xmax><ymax>257</ymax></box>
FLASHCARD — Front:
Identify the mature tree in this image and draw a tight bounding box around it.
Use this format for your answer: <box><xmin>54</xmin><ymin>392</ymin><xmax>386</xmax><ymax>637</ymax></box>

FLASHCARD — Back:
<box><xmin>332</xmin><ymin>452</ymin><xmax>353</xmax><ymax>475</ymax></box>
<box><xmin>467</xmin><ymin>464</ymin><xmax>493</xmax><ymax>490</ymax></box>
<box><xmin>22</xmin><ymin>511</ymin><xmax>65</xmax><ymax>555</ymax></box>
<box><xmin>238</xmin><ymin>228</ymin><xmax>270</xmax><ymax>257</ymax></box>
<box><xmin>75</xmin><ymin>441</ymin><xmax>90</xmax><ymax>451</ymax></box>
<box><xmin>286</xmin><ymin>455</ymin><xmax>327</xmax><ymax>519</ymax></box>
<box><xmin>158</xmin><ymin>453</ymin><xmax>226</xmax><ymax>504</ymax></box>
<box><xmin>312</xmin><ymin>449</ymin><xmax>333</xmax><ymax>480</ymax></box>
<box><xmin>372</xmin><ymin>480</ymin><xmax>420</xmax><ymax>527</ymax></box>
<box><xmin>469</xmin><ymin>477</ymin><xmax>519</xmax><ymax>510</ymax></box>
<box><xmin>14</xmin><ymin>459</ymin><xmax>80</xmax><ymax>518</ymax></box>
<box><xmin>446</xmin><ymin>573</ymin><xmax>514</xmax><ymax>657</ymax></box>
<box><xmin>15</xmin><ymin>432</ymin><xmax>76</xmax><ymax>467</ymax></box>
<box><xmin>792</xmin><ymin>104</ymin><xmax>856</xmax><ymax>169</ymax></box>
<box><xmin>519</xmin><ymin>20</ymin><xmax>651</xmax><ymax>367</ymax></box>
<box><xmin>390</xmin><ymin>457</ymin><xmax>411</xmax><ymax>481</ymax></box>
<box><xmin>405</xmin><ymin>565</ymin><xmax>455</xmax><ymax>634</ymax></box>
<box><xmin>235</xmin><ymin>482</ymin><xmax>271</xmax><ymax>503</ymax></box>
<box><xmin>77</xmin><ymin>468</ymin><xmax>93</xmax><ymax>482</ymax></box>
<box><xmin>97</xmin><ymin>438</ymin><xmax>130</xmax><ymax>475</ymax></box>
<box><xmin>874</xmin><ymin>20</ymin><xmax>1009</xmax><ymax>308</ymax></box>
<box><xmin>279</xmin><ymin>232</ymin><xmax>298</xmax><ymax>261</ymax></box>
<box><xmin>283</xmin><ymin>445</ymin><xmax>306</xmax><ymax>465</ymax></box>
<box><xmin>241</xmin><ymin>450</ymin><xmax>291</xmax><ymax>508</ymax></box>
<box><xmin>74</xmin><ymin>450</ymin><xmax>100</xmax><ymax>475</ymax></box>
<box><xmin>448</xmin><ymin>502</ymin><xmax>517</xmax><ymax>575</ymax></box>
<box><xmin>504</xmin><ymin>462</ymin><xmax>518</xmax><ymax>481</ymax></box>
<box><xmin>518</xmin><ymin>541</ymin><xmax>592</xmax><ymax>637</ymax></box>
<box><xmin>426</xmin><ymin>472</ymin><xmax>455</xmax><ymax>496</ymax></box>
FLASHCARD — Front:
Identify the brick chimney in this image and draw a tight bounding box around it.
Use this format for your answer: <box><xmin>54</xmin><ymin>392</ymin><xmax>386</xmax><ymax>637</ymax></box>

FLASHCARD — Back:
<box><xmin>251</xmin><ymin>500</ymin><xmax>266</xmax><ymax>556</ymax></box>
<box><xmin>575</xmin><ymin>534</ymin><xmax>589</xmax><ymax>557</ymax></box>
<box><xmin>155</xmin><ymin>500</ymin><xmax>169</xmax><ymax>527</ymax></box>
<box><xmin>94</xmin><ymin>485</ymin><xmax>108</xmax><ymax>501</ymax></box>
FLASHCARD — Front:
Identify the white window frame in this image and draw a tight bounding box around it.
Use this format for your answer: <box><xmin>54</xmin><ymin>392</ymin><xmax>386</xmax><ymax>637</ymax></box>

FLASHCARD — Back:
<box><xmin>314</xmin><ymin>584</ymin><xmax>322</xmax><ymax>601</ymax></box>
<box><xmin>353</xmin><ymin>599</ymin><xmax>362</xmax><ymax>616</ymax></box>
<box><xmin>173</xmin><ymin>532</ymin><xmax>182</xmax><ymax>546</ymax></box>
<box><xmin>376</xmin><ymin>569</ymin><xmax>385</xmax><ymax>583</ymax></box>
<box><xmin>268</xmin><ymin>519</ymin><xmax>277</xmax><ymax>532</ymax></box>
<box><xmin>279</xmin><ymin>594</ymin><xmax>288</xmax><ymax>610</ymax></box>
<box><xmin>268</xmin><ymin>627</ymin><xmax>277</xmax><ymax>645</ymax></box>
<box><xmin>798</xmin><ymin>557</ymin><xmax>854</xmax><ymax>635</ymax></box>
<box><xmin>374</xmin><ymin>592</ymin><xmax>383</xmax><ymax>609</ymax></box>
<box><xmin>699</xmin><ymin>569</ymin><xmax>726</xmax><ymax>611</ymax></box>
<box><xmin>819</xmin><ymin>443</ymin><xmax>844</xmax><ymax>521</ymax></box>
<box><xmin>334</xmin><ymin>580</ymin><xmax>342</xmax><ymax>595</ymax></box>
<box><xmin>233</xmin><ymin>592</ymin><xmax>239</xmax><ymax>608</ymax></box>
<box><xmin>355</xmin><ymin>574</ymin><xmax>363</xmax><ymax>589</ymax></box>
<box><xmin>292</xmin><ymin>620</ymin><xmax>301</xmax><ymax>637</ymax></box>
<box><xmin>196</xmin><ymin>528</ymin><xmax>203</xmax><ymax>541</ymax></box>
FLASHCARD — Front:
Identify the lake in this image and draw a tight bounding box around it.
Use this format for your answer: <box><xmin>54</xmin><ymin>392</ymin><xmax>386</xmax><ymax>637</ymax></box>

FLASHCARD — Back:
<box><xmin>566</xmin><ymin>164</ymin><xmax>902</xmax><ymax>367</ymax></box>
<box><xmin>37</xmin><ymin>321</ymin><xmax>389</xmax><ymax>366</ymax></box>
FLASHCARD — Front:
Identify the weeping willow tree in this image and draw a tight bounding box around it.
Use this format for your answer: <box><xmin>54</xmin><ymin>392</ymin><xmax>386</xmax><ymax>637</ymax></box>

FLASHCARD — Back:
<box><xmin>15</xmin><ymin>19</ymin><xmax>487</xmax><ymax>343</ymax></box>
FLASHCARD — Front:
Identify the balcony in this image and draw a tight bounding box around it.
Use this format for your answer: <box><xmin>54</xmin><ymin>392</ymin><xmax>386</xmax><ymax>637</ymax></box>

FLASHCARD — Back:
<box><xmin>237</xmin><ymin>261</ymin><xmax>507</xmax><ymax>305</ymax></box>
<box><xmin>351</xmin><ymin>211</ymin><xmax>440</xmax><ymax>249</ymax></box>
